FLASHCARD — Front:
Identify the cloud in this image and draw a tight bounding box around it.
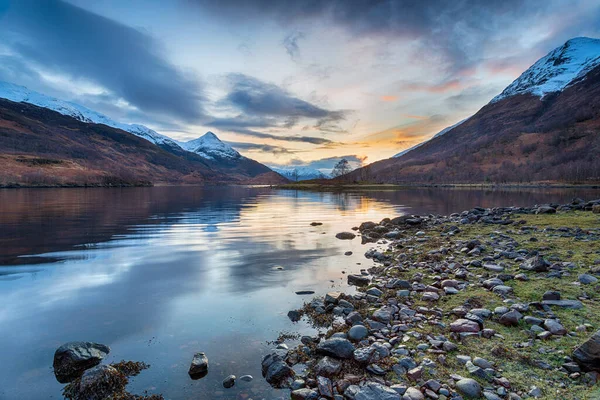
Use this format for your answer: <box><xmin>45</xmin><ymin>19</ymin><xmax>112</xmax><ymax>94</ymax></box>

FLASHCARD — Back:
<box><xmin>0</xmin><ymin>0</ymin><xmax>204</xmax><ymax>123</ymax></box>
<box><xmin>188</xmin><ymin>0</ymin><xmax>567</xmax><ymax>73</ymax></box>
<box><xmin>222</xmin><ymin>73</ymin><xmax>347</xmax><ymax>125</ymax></box>
<box><xmin>403</xmin><ymin>79</ymin><xmax>464</xmax><ymax>93</ymax></box>
<box><xmin>226</xmin><ymin>141</ymin><xmax>293</xmax><ymax>155</ymax></box>
<box><xmin>380</xmin><ymin>95</ymin><xmax>398</xmax><ymax>102</ymax></box>
<box><xmin>283</xmin><ymin>31</ymin><xmax>305</xmax><ymax>61</ymax></box>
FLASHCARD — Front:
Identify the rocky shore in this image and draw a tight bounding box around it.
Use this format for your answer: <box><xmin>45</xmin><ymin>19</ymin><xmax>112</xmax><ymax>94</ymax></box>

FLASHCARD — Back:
<box><xmin>262</xmin><ymin>199</ymin><xmax>600</xmax><ymax>400</ymax></box>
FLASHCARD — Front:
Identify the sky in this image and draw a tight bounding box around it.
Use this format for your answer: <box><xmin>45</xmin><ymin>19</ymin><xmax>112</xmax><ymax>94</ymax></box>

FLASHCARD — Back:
<box><xmin>0</xmin><ymin>0</ymin><xmax>599</xmax><ymax>172</ymax></box>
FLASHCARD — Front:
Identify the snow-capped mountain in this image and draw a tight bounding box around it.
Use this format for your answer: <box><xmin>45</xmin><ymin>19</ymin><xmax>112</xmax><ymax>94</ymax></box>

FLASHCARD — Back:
<box><xmin>393</xmin><ymin>118</ymin><xmax>469</xmax><ymax>158</ymax></box>
<box><xmin>177</xmin><ymin>132</ymin><xmax>241</xmax><ymax>160</ymax></box>
<box><xmin>269</xmin><ymin>166</ymin><xmax>330</xmax><ymax>181</ymax></box>
<box><xmin>0</xmin><ymin>81</ymin><xmax>182</xmax><ymax>151</ymax></box>
<box><xmin>491</xmin><ymin>37</ymin><xmax>600</xmax><ymax>103</ymax></box>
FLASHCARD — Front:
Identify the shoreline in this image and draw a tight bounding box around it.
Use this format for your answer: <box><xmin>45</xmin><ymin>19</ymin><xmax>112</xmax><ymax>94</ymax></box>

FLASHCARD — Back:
<box><xmin>262</xmin><ymin>199</ymin><xmax>600</xmax><ymax>399</ymax></box>
<box><xmin>275</xmin><ymin>183</ymin><xmax>600</xmax><ymax>191</ymax></box>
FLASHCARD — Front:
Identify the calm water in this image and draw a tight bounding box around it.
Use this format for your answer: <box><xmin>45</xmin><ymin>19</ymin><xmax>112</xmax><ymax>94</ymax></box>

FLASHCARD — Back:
<box><xmin>1</xmin><ymin>186</ymin><xmax>599</xmax><ymax>400</ymax></box>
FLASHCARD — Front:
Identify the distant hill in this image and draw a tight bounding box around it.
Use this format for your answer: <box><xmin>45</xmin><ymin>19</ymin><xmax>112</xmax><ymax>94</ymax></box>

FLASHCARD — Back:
<box><xmin>269</xmin><ymin>166</ymin><xmax>329</xmax><ymax>181</ymax></box>
<box><xmin>347</xmin><ymin>37</ymin><xmax>600</xmax><ymax>184</ymax></box>
<box><xmin>0</xmin><ymin>82</ymin><xmax>287</xmax><ymax>186</ymax></box>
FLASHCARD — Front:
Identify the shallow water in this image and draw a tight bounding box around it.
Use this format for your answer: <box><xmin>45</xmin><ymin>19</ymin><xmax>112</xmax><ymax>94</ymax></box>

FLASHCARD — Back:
<box><xmin>0</xmin><ymin>186</ymin><xmax>599</xmax><ymax>400</ymax></box>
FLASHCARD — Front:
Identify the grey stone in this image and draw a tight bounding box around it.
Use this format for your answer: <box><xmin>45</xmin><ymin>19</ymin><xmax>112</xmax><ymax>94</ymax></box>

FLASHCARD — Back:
<box><xmin>222</xmin><ymin>375</ymin><xmax>236</xmax><ymax>388</ymax></box>
<box><xmin>544</xmin><ymin>319</ymin><xmax>567</xmax><ymax>335</ymax></box>
<box><xmin>317</xmin><ymin>338</ymin><xmax>355</xmax><ymax>359</ymax></box>
<box><xmin>354</xmin><ymin>382</ymin><xmax>401</xmax><ymax>400</ymax></box>
<box><xmin>348</xmin><ymin>325</ymin><xmax>369</xmax><ymax>341</ymax></box>
<box><xmin>573</xmin><ymin>329</ymin><xmax>600</xmax><ymax>371</ymax></box>
<box><xmin>541</xmin><ymin>300</ymin><xmax>584</xmax><ymax>309</ymax></box>
<box><xmin>579</xmin><ymin>274</ymin><xmax>598</xmax><ymax>285</ymax></box>
<box><xmin>336</xmin><ymin>232</ymin><xmax>356</xmax><ymax>240</ymax></box>
<box><xmin>315</xmin><ymin>356</ymin><xmax>342</xmax><ymax>376</ymax></box>
<box><xmin>402</xmin><ymin>387</ymin><xmax>424</xmax><ymax>400</ymax></box>
<box><xmin>53</xmin><ymin>341</ymin><xmax>110</xmax><ymax>383</ymax></box>
<box><xmin>455</xmin><ymin>378</ymin><xmax>482</xmax><ymax>398</ymax></box>
<box><xmin>450</xmin><ymin>319</ymin><xmax>481</xmax><ymax>333</ymax></box>
<box><xmin>291</xmin><ymin>388</ymin><xmax>319</xmax><ymax>400</ymax></box>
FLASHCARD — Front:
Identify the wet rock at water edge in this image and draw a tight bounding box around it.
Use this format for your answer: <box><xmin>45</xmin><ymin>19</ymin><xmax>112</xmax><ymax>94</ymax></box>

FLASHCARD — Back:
<box><xmin>262</xmin><ymin>349</ymin><xmax>294</xmax><ymax>387</ymax></box>
<box><xmin>239</xmin><ymin>374</ymin><xmax>253</xmax><ymax>382</ymax></box>
<box><xmin>291</xmin><ymin>388</ymin><xmax>319</xmax><ymax>400</ymax></box>
<box><xmin>295</xmin><ymin>290</ymin><xmax>315</xmax><ymax>295</ymax></box>
<box><xmin>188</xmin><ymin>352</ymin><xmax>209</xmax><ymax>379</ymax></box>
<box><xmin>288</xmin><ymin>309</ymin><xmax>302</xmax><ymax>322</ymax></box>
<box><xmin>316</xmin><ymin>337</ymin><xmax>355</xmax><ymax>359</ymax></box>
<box><xmin>336</xmin><ymin>231</ymin><xmax>356</xmax><ymax>240</ymax></box>
<box><xmin>53</xmin><ymin>341</ymin><xmax>111</xmax><ymax>383</ymax></box>
<box><xmin>310</xmin><ymin>222</ymin><xmax>323</xmax><ymax>226</ymax></box>
<box><xmin>348</xmin><ymin>274</ymin><xmax>370</xmax><ymax>286</ymax></box>
<box><xmin>222</xmin><ymin>374</ymin><xmax>236</xmax><ymax>388</ymax></box>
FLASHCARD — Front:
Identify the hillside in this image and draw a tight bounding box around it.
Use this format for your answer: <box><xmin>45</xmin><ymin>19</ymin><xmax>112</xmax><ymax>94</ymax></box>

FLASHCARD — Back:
<box><xmin>347</xmin><ymin>38</ymin><xmax>600</xmax><ymax>184</ymax></box>
<box><xmin>0</xmin><ymin>99</ymin><xmax>280</xmax><ymax>187</ymax></box>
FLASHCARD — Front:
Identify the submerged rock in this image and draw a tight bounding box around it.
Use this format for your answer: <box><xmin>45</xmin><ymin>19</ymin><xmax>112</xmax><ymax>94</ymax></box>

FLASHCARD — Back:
<box><xmin>222</xmin><ymin>375</ymin><xmax>236</xmax><ymax>388</ymax></box>
<box><xmin>336</xmin><ymin>232</ymin><xmax>356</xmax><ymax>240</ymax></box>
<box><xmin>53</xmin><ymin>341</ymin><xmax>111</xmax><ymax>383</ymax></box>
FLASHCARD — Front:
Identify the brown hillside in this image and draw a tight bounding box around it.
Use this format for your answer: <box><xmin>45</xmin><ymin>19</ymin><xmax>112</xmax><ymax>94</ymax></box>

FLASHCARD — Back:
<box><xmin>347</xmin><ymin>65</ymin><xmax>600</xmax><ymax>184</ymax></box>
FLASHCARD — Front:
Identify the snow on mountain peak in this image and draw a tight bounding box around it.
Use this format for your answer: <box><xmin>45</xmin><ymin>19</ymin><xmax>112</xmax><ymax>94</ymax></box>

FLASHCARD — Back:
<box><xmin>0</xmin><ymin>81</ymin><xmax>180</xmax><ymax>149</ymax></box>
<box><xmin>269</xmin><ymin>165</ymin><xmax>329</xmax><ymax>181</ymax></box>
<box><xmin>491</xmin><ymin>37</ymin><xmax>600</xmax><ymax>103</ymax></box>
<box><xmin>178</xmin><ymin>132</ymin><xmax>241</xmax><ymax>160</ymax></box>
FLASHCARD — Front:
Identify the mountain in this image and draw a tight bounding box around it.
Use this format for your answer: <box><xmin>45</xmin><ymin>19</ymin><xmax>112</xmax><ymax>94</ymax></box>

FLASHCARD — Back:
<box><xmin>0</xmin><ymin>98</ymin><xmax>222</xmax><ymax>187</ymax></box>
<box><xmin>269</xmin><ymin>166</ymin><xmax>330</xmax><ymax>181</ymax></box>
<box><xmin>178</xmin><ymin>132</ymin><xmax>241</xmax><ymax>160</ymax></box>
<box><xmin>0</xmin><ymin>81</ymin><xmax>182</xmax><ymax>153</ymax></box>
<box><xmin>0</xmin><ymin>81</ymin><xmax>286</xmax><ymax>185</ymax></box>
<box><xmin>491</xmin><ymin>37</ymin><xmax>600</xmax><ymax>103</ymax></box>
<box><xmin>393</xmin><ymin>118</ymin><xmax>469</xmax><ymax>158</ymax></box>
<box><xmin>348</xmin><ymin>37</ymin><xmax>600</xmax><ymax>184</ymax></box>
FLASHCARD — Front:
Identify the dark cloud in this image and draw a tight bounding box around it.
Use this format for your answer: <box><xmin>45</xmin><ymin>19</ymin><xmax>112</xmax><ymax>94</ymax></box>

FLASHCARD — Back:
<box><xmin>188</xmin><ymin>0</ymin><xmax>575</xmax><ymax>73</ymax></box>
<box><xmin>222</xmin><ymin>73</ymin><xmax>347</xmax><ymax>125</ymax></box>
<box><xmin>0</xmin><ymin>0</ymin><xmax>204</xmax><ymax>122</ymax></box>
<box><xmin>226</xmin><ymin>141</ymin><xmax>293</xmax><ymax>155</ymax></box>
<box><xmin>283</xmin><ymin>30</ymin><xmax>305</xmax><ymax>61</ymax></box>
<box><xmin>229</xmin><ymin>128</ymin><xmax>334</xmax><ymax>145</ymax></box>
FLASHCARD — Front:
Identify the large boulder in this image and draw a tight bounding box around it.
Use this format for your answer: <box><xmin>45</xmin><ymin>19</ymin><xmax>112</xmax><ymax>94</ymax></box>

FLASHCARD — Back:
<box><xmin>520</xmin><ymin>256</ymin><xmax>549</xmax><ymax>272</ymax></box>
<box><xmin>64</xmin><ymin>365</ymin><xmax>126</xmax><ymax>400</ymax></box>
<box><xmin>573</xmin><ymin>330</ymin><xmax>600</xmax><ymax>371</ymax></box>
<box><xmin>455</xmin><ymin>378</ymin><xmax>482</xmax><ymax>398</ymax></box>
<box><xmin>53</xmin><ymin>342</ymin><xmax>110</xmax><ymax>383</ymax></box>
<box><xmin>316</xmin><ymin>338</ymin><xmax>355</xmax><ymax>359</ymax></box>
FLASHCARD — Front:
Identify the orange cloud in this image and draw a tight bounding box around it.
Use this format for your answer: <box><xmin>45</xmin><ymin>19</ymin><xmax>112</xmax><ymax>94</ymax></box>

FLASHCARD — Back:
<box><xmin>380</xmin><ymin>95</ymin><xmax>398</xmax><ymax>102</ymax></box>
<box><xmin>404</xmin><ymin>79</ymin><xmax>463</xmax><ymax>93</ymax></box>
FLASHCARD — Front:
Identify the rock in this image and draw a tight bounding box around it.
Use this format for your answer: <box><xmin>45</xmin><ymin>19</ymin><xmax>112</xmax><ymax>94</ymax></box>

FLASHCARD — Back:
<box><xmin>354</xmin><ymin>382</ymin><xmax>401</xmax><ymax>400</ymax></box>
<box><xmin>336</xmin><ymin>232</ymin><xmax>356</xmax><ymax>240</ymax></box>
<box><xmin>288</xmin><ymin>310</ymin><xmax>302</xmax><ymax>322</ymax></box>
<box><xmin>579</xmin><ymin>274</ymin><xmax>598</xmax><ymax>285</ymax></box>
<box><xmin>373</xmin><ymin>306</ymin><xmax>394</xmax><ymax>323</ymax></box>
<box><xmin>348</xmin><ymin>324</ymin><xmax>369</xmax><ymax>341</ymax></box>
<box><xmin>593</xmin><ymin>204</ymin><xmax>600</xmax><ymax>214</ymax></box>
<box><xmin>544</xmin><ymin>319</ymin><xmax>567</xmax><ymax>335</ymax></box>
<box><xmin>402</xmin><ymin>387</ymin><xmax>424</xmax><ymax>400</ymax></box>
<box><xmin>223</xmin><ymin>375</ymin><xmax>236</xmax><ymax>388</ymax></box>
<box><xmin>422</xmin><ymin>292</ymin><xmax>440</xmax><ymax>301</ymax></box>
<box><xmin>295</xmin><ymin>290</ymin><xmax>315</xmax><ymax>295</ymax></box>
<box><xmin>239</xmin><ymin>374</ymin><xmax>253</xmax><ymax>382</ymax></box>
<box><xmin>492</xmin><ymin>285</ymin><xmax>513</xmax><ymax>296</ymax></box>
<box><xmin>499</xmin><ymin>310</ymin><xmax>523</xmax><ymax>327</ymax></box>
<box><xmin>76</xmin><ymin>365</ymin><xmax>123</xmax><ymax>400</ymax></box>
<box><xmin>520</xmin><ymin>255</ymin><xmax>549</xmax><ymax>272</ymax></box>
<box><xmin>536</xmin><ymin>205</ymin><xmax>556</xmax><ymax>214</ymax></box>
<box><xmin>317</xmin><ymin>376</ymin><xmax>334</xmax><ymax>398</ymax></box>
<box><xmin>348</xmin><ymin>274</ymin><xmax>370</xmax><ymax>286</ymax></box>
<box><xmin>455</xmin><ymin>378</ymin><xmax>482</xmax><ymax>398</ymax></box>
<box><xmin>315</xmin><ymin>356</ymin><xmax>342</xmax><ymax>376</ymax></box>
<box><xmin>542</xmin><ymin>290</ymin><xmax>561</xmax><ymax>301</ymax></box>
<box><xmin>188</xmin><ymin>352</ymin><xmax>209</xmax><ymax>379</ymax></box>
<box><xmin>573</xmin><ymin>330</ymin><xmax>600</xmax><ymax>371</ymax></box>
<box><xmin>541</xmin><ymin>299</ymin><xmax>584</xmax><ymax>309</ymax></box>
<box><xmin>360</xmin><ymin>221</ymin><xmax>377</xmax><ymax>230</ymax></box>
<box><xmin>262</xmin><ymin>350</ymin><xmax>294</xmax><ymax>387</ymax></box>
<box><xmin>450</xmin><ymin>319</ymin><xmax>481</xmax><ymax>333</ymax></box>
<box><xmin>316</xmin><ymin>338</ymin><xmax>355</xmax><ymax>359</ymax></box>
<box><xmin>53</xmin><ymin>341</ymin><xmax>111</xmax><ymax>383</ymax></box>
<box><xmin>325</xmin><ymin>291</ymin><xmax>343</xmax><ymax>304</ymax></box>
<box><xmin>473</xmin><ymin>357</ymin><xmax>493</xmax><ymax>369</ymax></box>
<box><xmin>310</xmin><ymin>222</ymin><xmax>323</xmax><ymax>226</ymax></box>
<box><xmin>291</xmin><ymin>388</ymin><xmax>319</xmax><ymax>400</ymax></box>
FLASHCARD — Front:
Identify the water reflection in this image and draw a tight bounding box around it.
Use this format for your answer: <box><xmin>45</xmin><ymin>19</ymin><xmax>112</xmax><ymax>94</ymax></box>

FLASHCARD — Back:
<box><xmin>0</xmin><ymin>186</ymin><xmax>598</xmax><ymax>400</ymax></box>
